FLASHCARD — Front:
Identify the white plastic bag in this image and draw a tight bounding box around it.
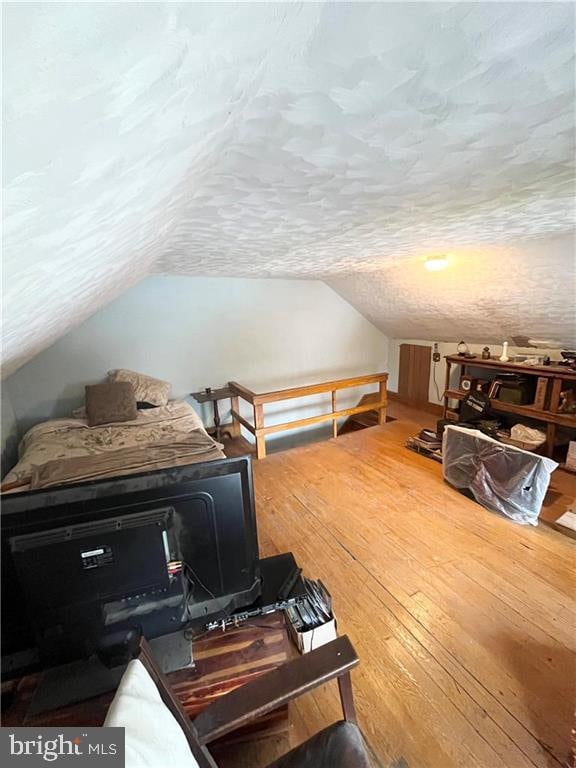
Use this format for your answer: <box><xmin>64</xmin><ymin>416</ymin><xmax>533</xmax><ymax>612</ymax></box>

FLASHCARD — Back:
<box><xmin>509</xmin><ymin>424</ymin><xmax>547</xmax><ymax>447</ymax></box>
<box><xmin>442</xmin><ymin>425</ymin><xmax>558</xmax><ymax>525</ymax></box>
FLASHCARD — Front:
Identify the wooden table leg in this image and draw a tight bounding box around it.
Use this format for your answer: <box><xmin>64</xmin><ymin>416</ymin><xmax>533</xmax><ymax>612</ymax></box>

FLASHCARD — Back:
<box><xmin>443</xmin><ymin>360</ymin><xmax>452</xmax><ymax>419</ymax></box>
<box><xmin>546</xmin><ymin>423</ymin><xmax>556</xmax><ymax>459</ymax></box>
<box><xmin>254</xmin><ymin>404</ymin><xmax>266</xmax><ymax>459</ymax></box>
<box><xmin>337</xmin><ymin>672</ymin><xmax>357</xmax><ymax>725</ymax></box>
<box><xmin>332</xmin><ymin>391</ymin><xmax>338</xmax><ymax>438</ymax></box>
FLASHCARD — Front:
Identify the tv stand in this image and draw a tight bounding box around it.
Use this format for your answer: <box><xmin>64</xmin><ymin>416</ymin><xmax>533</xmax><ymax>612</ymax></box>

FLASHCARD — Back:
<box><xmin>27</xmin><ymin>630</ymin><xmax>193</xmax><ymax>717</ymax></box>
<box><xmin>27</xmin><ymin>656</ymin><xmax>125</xmax><ymax>717</ymax></box>
<box><xmin>3</xmin><ymin>613</ymin><xmax>293</xmax><ymax>751</ymax></box>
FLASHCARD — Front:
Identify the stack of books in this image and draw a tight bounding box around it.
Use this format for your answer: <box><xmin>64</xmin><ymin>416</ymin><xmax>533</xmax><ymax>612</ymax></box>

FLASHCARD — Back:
<box><xmin>406</xmin><ymin>429</ymin><xmax>442</xmax><ymax>462</ymax></box>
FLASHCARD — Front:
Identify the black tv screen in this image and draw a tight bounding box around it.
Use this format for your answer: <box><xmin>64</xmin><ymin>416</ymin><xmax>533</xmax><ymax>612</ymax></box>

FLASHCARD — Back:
<box><xmin>1</xmin><ymin>456</ymin><xmax>260</xmax><ymax>679</ymax></box>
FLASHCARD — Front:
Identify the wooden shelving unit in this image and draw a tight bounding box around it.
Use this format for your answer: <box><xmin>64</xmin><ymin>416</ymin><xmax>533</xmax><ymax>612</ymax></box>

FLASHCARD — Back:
<box><xmin>442</xmin><ymin>355</ymin><xmax>576</xmax><ymax>458</ymax></box>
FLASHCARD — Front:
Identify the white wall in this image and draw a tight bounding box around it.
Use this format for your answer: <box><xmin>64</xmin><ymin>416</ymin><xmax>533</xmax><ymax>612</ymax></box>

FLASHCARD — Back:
<box><xmin>4</xmin><ymin>276</ymin><xmax>388</xmax><ymax>449</ymax></box>
<box><xmin>387</xmin><ymin>338</ymin><xmax>564</xmax><ymax>405</ymax></box>
<box><xmin>1</xmin><ymin>387</ymin><xmax>19</xmax><ymax>476</ymax></box>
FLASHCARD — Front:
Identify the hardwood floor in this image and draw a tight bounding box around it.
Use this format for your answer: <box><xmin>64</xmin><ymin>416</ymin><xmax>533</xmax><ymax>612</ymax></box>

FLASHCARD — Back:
<box><xmin>250</xmin><ymin>419</ymin><xmax>576</xmax><ymax>768</ymax></box>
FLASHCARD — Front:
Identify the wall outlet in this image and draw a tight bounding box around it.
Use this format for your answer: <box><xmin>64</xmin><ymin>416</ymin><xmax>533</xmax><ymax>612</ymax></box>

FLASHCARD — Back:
<box><xmin>432</xmin><ymin>343</ymin><xmax>441</xmax><ymax>363</ymax></box>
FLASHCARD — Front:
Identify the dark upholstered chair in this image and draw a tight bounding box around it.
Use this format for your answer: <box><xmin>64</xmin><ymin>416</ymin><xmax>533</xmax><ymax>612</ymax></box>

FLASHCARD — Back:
<box><xmin>105</xmin><ymin>634</ymin><xmax>377</xmax><ymax>768</ymax></box>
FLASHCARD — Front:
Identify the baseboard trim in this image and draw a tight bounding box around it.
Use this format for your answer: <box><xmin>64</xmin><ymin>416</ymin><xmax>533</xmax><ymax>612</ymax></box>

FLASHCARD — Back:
<box><xmin>388</xmin><ymin>391</ymin><xmax>443</xmax><ymax>416</ymax></box>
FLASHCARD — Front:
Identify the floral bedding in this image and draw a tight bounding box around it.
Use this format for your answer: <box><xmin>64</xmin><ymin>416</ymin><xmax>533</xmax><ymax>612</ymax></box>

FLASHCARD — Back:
<box><xmin>2</xmin><ymin>400</ymin><xmax>224</xmax><ymax>491</ymax></box>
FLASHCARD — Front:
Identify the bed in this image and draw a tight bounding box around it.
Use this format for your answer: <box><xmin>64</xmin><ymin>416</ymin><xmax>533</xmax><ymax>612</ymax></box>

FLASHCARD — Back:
<box><xmin>2</xmin><ymin>400</ymin><xmax>226</xmax><ymax>493</ymax></box>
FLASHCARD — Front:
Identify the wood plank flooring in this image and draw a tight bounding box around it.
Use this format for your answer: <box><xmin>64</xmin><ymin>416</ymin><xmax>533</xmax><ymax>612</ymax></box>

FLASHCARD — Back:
<box><xmin>250</xmin><ymin>419</ymin><xmax>576</xmax><ymax>768</ymax></box>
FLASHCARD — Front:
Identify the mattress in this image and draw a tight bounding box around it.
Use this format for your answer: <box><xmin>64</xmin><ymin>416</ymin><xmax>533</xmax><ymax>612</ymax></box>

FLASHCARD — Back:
<box><xmin>2</xmin><ymin>400</ymin><xmax>225</xmax><ymax>492</ymax></box>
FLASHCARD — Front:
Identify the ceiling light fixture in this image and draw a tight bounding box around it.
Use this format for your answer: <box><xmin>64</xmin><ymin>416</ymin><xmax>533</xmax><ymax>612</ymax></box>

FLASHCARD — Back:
<box><xmin>424</xmin><ymin>255</ymin><xmax>449</xmax><ymax>271</ymax></box>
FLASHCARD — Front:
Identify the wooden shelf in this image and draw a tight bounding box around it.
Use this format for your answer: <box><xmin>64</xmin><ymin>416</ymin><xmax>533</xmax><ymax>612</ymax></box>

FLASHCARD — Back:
<box><xmin>442</xmin><ymin>357</ymin><xmax>576</xmax><ymax>458</ymax></box>
<box><xmin>443</xmin><ymin>389</ymin><xmax>576</xmax><ymax>428</ymax></box>
<box><xmin>444</xmin><ymin>389</ymin><xmax>466</xmax><ymax>400</ymax></box>
<box><xmin>445</xmin><ymin>355</ymin><xmax>576</xmax><ymax>381</ymax></box>
<box><xmin>489</xmin><ymin>399</ymin><xmax>576</xmax><ymax>428</ymax></box>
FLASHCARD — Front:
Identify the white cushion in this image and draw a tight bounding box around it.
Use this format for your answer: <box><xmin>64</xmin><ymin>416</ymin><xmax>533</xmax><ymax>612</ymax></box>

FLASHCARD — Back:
<box><xmin>107</xmin><ymin>369</ymin><xmax>171</xmax><ymax>407</ymax></box>
<box><xmin>104</xmin><ymin>659</ymin><xmax>199</xmax><ymax>768</ymax></box>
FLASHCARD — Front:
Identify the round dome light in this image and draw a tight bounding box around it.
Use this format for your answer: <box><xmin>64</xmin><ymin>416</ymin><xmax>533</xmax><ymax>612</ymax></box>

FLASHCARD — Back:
<box><xmin>425</xmin><ymin>255</ymin><xmax>449</xmax><ymax>271</ymax></box>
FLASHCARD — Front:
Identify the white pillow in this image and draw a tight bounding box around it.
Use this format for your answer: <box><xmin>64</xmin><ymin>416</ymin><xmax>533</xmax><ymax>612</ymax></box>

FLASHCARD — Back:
<box><xmin>104</xmin><ymin>659</ymin><xmax>199</xmax><ymax>768</ymax></box>
<box><xmin>108</xmin><ymin>369</ymin><xmax>171</xmax><ymax>407</ymax></box>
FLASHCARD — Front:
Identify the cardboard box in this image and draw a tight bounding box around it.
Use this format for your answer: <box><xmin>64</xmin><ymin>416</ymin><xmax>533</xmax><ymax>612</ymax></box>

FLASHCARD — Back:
<box><xmin>286</xmin><ymin>613</ymin><xmax>337</xmax><ymax>654</ymax></box>
<box><xmin>533</xmin><ymin>377</ymin><xmax>549</xmax><ymax>410</ymax></box>
<box><xmin>566</xmin><ymin>441</ymin><xmax>576</xmax><ymax>472</ymax></box>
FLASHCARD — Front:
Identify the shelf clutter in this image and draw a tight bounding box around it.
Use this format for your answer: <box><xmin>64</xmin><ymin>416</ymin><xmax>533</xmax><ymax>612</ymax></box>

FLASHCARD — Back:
<box><xmin>442</xmin><ymin>355</ymin><xmax>576</xmax><ymax>459</ymax></box>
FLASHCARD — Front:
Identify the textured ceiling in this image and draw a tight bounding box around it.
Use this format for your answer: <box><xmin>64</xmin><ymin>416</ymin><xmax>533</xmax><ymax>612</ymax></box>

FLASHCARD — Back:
<box><xmin>3</xmin><ymin>2</ymin><xmax>575</xmax><ymax>376</ymax></box>
<box><xmin>328</xmin><ymin>233</ymin><xmax>575</xmax><ymax>345</ymax></box>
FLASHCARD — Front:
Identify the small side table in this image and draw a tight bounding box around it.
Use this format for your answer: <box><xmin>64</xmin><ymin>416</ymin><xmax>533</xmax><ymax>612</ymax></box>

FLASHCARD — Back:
<box><xmin>191</xmin><ymin>386</ymin><xmax>234</xmax><ymax>442</ymax></box>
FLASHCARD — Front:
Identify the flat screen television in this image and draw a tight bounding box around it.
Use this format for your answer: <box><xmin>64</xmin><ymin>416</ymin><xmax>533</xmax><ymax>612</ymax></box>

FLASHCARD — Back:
<box><xmin>1</xmin><ymin>456</ymin><xmax>260</xmax><ymax>680</ymax></box>
<box><xmin>10</xmin><ymin>506</ymin><xmax>185</xmax><ymax>667</ymax></box>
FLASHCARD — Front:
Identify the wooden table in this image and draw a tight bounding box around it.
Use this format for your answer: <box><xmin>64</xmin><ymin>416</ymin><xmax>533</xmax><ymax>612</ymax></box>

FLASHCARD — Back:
<box><xmin>191</xmin><ymin>386</ymin><xmax>236</xmax><ymax>442</ymax></box>
<box><xmin>2</xmin><ymin>614</ymin><xmax>294</xmax><ymax>749</ymax></box>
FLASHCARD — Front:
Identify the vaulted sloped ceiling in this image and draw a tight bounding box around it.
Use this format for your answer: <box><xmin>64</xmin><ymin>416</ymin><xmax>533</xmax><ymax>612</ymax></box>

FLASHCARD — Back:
<box><xmin>3</xmin><ymin>2</ymin><xmax>575</xmax><ymax>377</ymax></box>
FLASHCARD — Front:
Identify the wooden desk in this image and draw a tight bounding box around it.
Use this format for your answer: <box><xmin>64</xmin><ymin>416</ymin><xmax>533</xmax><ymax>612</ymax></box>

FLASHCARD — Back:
<box><xmin>2</xmin><ymin>614</ymin><xmax>293</xmax><ymax>747</ymax></box>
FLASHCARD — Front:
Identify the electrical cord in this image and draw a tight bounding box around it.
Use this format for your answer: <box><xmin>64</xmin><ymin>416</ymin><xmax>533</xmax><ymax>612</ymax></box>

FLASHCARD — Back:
<box><xmin>432</xmin><ymin>360</ymin><xmax>442</xmax><ymax>403</ymax></box>
<box><xmin>183</xmin><ymin>562</ymin><xmax>216</xmax><ymax>601</ymax></box>
<box><xmin>182</xmin><ymin>561</ymin><xmax>217</xmax><ymax>626</ymax></box>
